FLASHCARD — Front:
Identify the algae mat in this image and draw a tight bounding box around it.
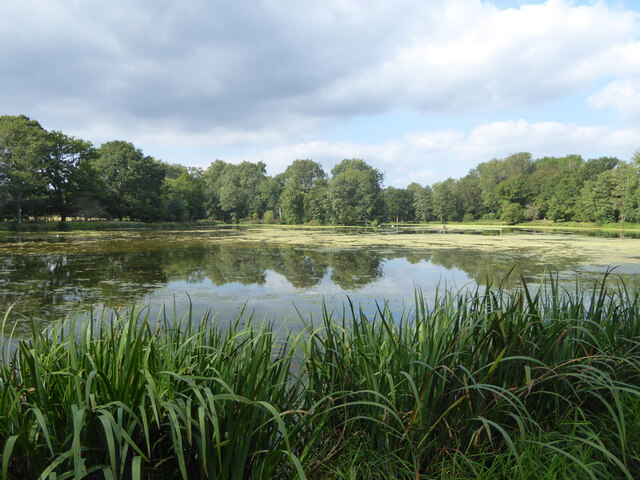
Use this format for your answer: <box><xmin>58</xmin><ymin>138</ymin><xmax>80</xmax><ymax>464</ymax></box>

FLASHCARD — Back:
<box><xmin>1</xmin><ymin>226</ymin><xmax>639</xmax><ymax>268</ymax></box>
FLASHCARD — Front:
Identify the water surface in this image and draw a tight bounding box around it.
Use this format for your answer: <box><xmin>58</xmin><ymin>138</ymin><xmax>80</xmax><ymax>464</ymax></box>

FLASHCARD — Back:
<box><xmin>1</xmin><ymin>226</ymin><xmax>638</xmax><ymax>334</ymax></box>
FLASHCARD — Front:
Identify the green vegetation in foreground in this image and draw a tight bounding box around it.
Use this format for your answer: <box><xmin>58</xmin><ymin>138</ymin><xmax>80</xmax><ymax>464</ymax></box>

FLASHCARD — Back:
<box><xmin>1</xmin><ymin>276</ymin><xmax>640</xmax><ymax>479</ymax></box>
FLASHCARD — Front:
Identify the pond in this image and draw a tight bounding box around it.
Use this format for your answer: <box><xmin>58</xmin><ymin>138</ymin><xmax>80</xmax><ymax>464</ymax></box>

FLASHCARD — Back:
<box><xmin>1</xmin><ymin>225</ymin><xmax>639</xmax><ymax>335</ymax></box>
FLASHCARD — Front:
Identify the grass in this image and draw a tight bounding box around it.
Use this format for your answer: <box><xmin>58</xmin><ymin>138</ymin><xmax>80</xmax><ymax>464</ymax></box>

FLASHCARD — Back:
<box><xmin>2</xmin><ymin>218</ymin><xmax>638</xmax><ymax>234</ymax></box>
<box><xmin>1</xmin><ymin>274</ymin><xmax>639</xmax><ymax>479</ymax></box>
<box><xmin>0</xmin><ymin>220</ymin><xmax>226</xmax><ymax>233</ymax></box>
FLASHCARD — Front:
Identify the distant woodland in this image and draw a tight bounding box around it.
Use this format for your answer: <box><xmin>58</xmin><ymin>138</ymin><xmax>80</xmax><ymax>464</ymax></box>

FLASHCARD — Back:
<box><xmin>1</xmin><ymin>114</ymin><xmax>639</xmax><ymax>225</ymax></box>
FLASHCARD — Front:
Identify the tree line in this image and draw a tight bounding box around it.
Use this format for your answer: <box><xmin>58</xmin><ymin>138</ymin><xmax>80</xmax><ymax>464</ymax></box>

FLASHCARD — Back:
<box><xmin>1</xmin><ymin>114</ymin><xmax>639</xmax><ymax>225</ymax></box>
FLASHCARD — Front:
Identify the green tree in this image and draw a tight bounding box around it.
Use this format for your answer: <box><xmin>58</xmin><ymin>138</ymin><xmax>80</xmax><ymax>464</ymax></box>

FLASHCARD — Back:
<box><xmin>621</xmin><ymin>152</ymin><xmax>640</xmax><ymax>222</ymax></box>
<box><xmin>576</xmin><ymin>165</ymin><xmax>628</xmax><ymax>224</ymax></box>
<box><xmin>95</xmin><ymin>141</ymin><xmax>166</xmax><ymax>221</ymax></box>
<box><xmin>529</xmin><ymin>155</ymin><xmax>583</xmax><ymax>220</ymax></box>
<box><xmin>258</xmin><ymin>174</ymin><xmax>285</xmax><ymax>220</ymax></box>
<box><xmin>0</xmin><ymin>115</ymin><xmax>50</xmax><ymax>223</ymax></box>
<box><xmin>411</xmin><ymin>184</ymin><xmax>433</xmax><ymax>222</ymax></box>
<box><xmin>476</xmin><ymin>153</ymin><xmax>533</xmax><ymax>215</ymax></box>
<box><xmin>383</xmin><ymin>187</ymin><xmax>413</xmax><ymax>223</ymax></box>
<box><xmin>280</xmin><ymin>160</ymin><xmax>325</xmax><ymax>224</ymax></box>
<box><xmin>329</xmin><ymin>159</ymin><xmax>383</xmax><ymax>224</ymax></box>
<box><xmin>432</xmin><ymin>178</ymin><xmax>459</xmax><ymax>222</ymax></box>
<box><xmin>500</xmin><ymin>202</ymin><xmax>524</xmax><ymax>224</ymax></box>
<box><xmin>456</xmin><ymin>172</ymin><xmax>483</xmax><ymax>220</ymax></box>
<box><xmin>283</xmin><ymin>159</ymin><xmax>325</xmax><ymax>193</ymax></box>
<box><xmin>165</xmin><ymin>168</ymin><xmax>207</xmax><ymax>221</ymax></box>
<box><xmin>203</xmin><ymin>160</ymin><xmax>228</xmax><ymax>220</ymax></box>
<box><xmin>280</xmin><ymin>186</ymin><xmax>305</xmax><ymax>223</ymax></box>
<box><xmin>305</xmin><ymin>178</ymin><xmax>331</xmax><ymax>224</ymax></box>
<box><xmin>546</xmin><ymin>170</ymin><xmax>583</xmax><ymax>222</ymax></box>
<box><xmin>42</xmin><ymin>131</ymin><xmax>97</xmax><ymax>221</ymax></box>
<box><xmin>215</xmin><ymin>161</ymin><xmax>267</xmax><ymax>220</ymax></box>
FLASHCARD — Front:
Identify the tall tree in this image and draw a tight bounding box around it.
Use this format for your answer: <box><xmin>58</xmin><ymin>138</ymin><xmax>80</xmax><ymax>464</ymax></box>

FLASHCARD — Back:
<box><xmin>411</xmin><ymin>184</ymin><xmax>433</xmax><ymax>222</ymax></box>
<box><xmin>281</xmin><ymin>159</ymin><xmax>325</xmax><ymax>223</ymax></box>
<box><xmin>529</xmin><ymin>155</ymin><xmax>583</xmax><ymax>220</ymax></box>
<box><xmin>258</xmin><ymin>174</ymin><xmax>285</xmax><ymax>220</ymax></box>
<box><xmin>305</xmin><ymin>178</ymin><xmax>331</xmax><ymax>224</ymax></box>
<box><xmin>203</xmin><ymin>160</ymin><xmax>228</xmax><ymax>220</ymax></box>
<box><xmin>95</xmin><ymin>141</ymin><xmax>166</xmax><ymax>221</ymax></box>
<box><xmin>621</xmin><ymin>151</ymin><xmax>640</xmax><ymax>222</ymax></box>
<box><xmin>432</xmin><ymin>178</ymin><xmax>459</xmax><ymax>222</ymax></box>
<box><xmin>165</xmin><ymin>167</ymin><xmax>207</xmax><ymax>221</ymax></box>
<box><xmin>383</xmin><ymin>187</ymin><xmax>413</xmax><ymax>223</ymax></box>
<box><xmin>455</xmin><ymin>172</ymin><xmax>483</xmax><ymax>220</ymax></box>
<box><xmin>42</xmin><ymin>131</ymin><xmax>97</xmax><ymax>221</ymax></box>
<box><xmin>211</xmin><ymin>161</ymin><xmax>267</xmax><ymax>221</ymax></box>
<box><xmin>283</xmin><ymin>159</ymin><xmax>325</xmax><ymax>193</ymax></box>
<box><xmin>576</xmin><ymin>165</ymin><xmax>628</xmax><ymax>224</ymax></box>
<box><xmin>0</xmin><ymin>115</ymin><xmax>50</xmax><ymax>223</ymax></box>
<box><xmin>329</xmin><ymin>159</ymin><xmax>383</xmax><ymax>224</ymax></box>
<box><xmin>476</xmin><ymin>153</ymin><xmax>533</xmax><ymax>215</ymax></box>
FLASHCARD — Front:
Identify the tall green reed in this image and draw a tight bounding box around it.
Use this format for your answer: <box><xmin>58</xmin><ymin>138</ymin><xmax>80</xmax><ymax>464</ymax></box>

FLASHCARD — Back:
<box><xmin>0</xmin><ymin>273</ymin><xmax>638</xmax><ymax>479</ymax></box>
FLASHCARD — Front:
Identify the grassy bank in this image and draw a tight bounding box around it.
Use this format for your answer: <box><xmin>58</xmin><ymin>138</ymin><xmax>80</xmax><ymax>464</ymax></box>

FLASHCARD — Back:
<box><xmin>0</xmin><ymin>220</ymin><xmax>225</xmax><ymax>233</ymax></box>
<box><xmin>384</xmin><ymin>219</ymin><xmax>640</xmax><ymax>232</ymax></box>
<box><xmin>1</xmin><ymin>276</ymin><xmax>639</xmax><ymax>479</ymax></box>
<box><xmin>2</xmin><ymin>218</ymin><xmax>639</xmax><ymax>234</ymax></box>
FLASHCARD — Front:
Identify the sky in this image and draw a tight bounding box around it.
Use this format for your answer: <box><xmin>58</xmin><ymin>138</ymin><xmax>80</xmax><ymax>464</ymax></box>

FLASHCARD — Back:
<box><xmin>1</xmin><ymin>0</ymin><xmax>639</xmax><ymax>187</ymax></box>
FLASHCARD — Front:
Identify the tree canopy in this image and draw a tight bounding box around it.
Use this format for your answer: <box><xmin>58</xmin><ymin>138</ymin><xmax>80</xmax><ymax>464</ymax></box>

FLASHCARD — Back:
<box><xmin>1</xmin><ymin>114</ymin><xmax>638</xmax><ymax>226</ymax></box>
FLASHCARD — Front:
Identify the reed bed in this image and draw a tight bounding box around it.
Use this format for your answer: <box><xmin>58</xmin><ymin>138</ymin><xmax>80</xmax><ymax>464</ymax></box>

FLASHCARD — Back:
<box><xmin>1</xmin><ymin>274</ymin><xmax>639</xmax><ymax>479</ymax></box>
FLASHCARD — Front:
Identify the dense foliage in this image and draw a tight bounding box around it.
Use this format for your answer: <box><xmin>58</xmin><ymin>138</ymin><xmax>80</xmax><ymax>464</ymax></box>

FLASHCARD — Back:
<box><xmin>2</xmin><ymin>114</ymin><xmax>639</xmax><ymax>225</ymax></box>
<box><xmin>1</xmin><ymin>276</ymin><xmax>639</xmax><ymax>478</ymax></box>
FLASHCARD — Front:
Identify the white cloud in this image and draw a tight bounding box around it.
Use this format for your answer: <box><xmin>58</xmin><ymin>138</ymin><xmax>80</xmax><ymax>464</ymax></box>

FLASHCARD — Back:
<box><xmin>219</xmin><ymin>120</ymin><xmax>640</xmax><ymax>186</ymax></box>
<box><xmin>589</xmin><ymin>80</ymin><xmax>640</xmax><ymax>118</ymax></box>
<box><xmin>1</xmin><ymin>0</ymin><xmax>639</xmax><ymax>179</ymax></box>
<box><xmin>315</xmin><ymin>0</ymin><xmax>640</xmax><ymax>114</ymax></box>
<box><xmin>2</xmin><ymin>0</ymin><xmax>639</xmax><ymax>128</ymax></box>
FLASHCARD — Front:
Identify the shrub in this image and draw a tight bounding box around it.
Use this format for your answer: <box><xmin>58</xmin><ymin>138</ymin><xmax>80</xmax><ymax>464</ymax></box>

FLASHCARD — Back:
<box><xmin>262</xmin><ymin>210</ymin><xmax>276</xmax><ymax>224</ymax></box>
<box><xmin>501</xmin><ymin>202</ymin><xmax>524</xmax><ymax>224</ymax></box>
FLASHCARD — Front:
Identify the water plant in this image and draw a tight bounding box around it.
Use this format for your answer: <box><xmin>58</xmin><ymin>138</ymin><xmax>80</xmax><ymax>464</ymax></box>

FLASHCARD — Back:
<box><xmin>0</xmin><ymin>274</ymin><xmax>639</xmax><ymax>479</ymax></box>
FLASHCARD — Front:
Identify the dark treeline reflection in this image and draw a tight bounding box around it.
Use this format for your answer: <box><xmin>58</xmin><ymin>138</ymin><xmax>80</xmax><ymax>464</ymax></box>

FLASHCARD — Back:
<box><xmin>0</xmin><ymin>242</ymin><xmax>583</xmax><ymax>331</ymax></box>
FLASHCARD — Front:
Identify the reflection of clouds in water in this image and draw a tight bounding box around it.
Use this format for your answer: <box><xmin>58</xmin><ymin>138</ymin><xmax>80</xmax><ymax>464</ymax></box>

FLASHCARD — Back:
<box><xmin>296</xmin><ymin>269</ymin><xmax>348</xmax><ymax>296</ymax></box>
<box><xmin>148</xmin><ymin>259</ymin><xmax>478</xmax><ymax>327</ymax></box>
<box><xmin>370</xmin><ymin>259</ymin><xmax>470</xmax><ymax>296</ymax></box>
<box><xmin>5</xmin><ymin>233</ymin><xmax>640</xmax><ymax>336</ymax></box>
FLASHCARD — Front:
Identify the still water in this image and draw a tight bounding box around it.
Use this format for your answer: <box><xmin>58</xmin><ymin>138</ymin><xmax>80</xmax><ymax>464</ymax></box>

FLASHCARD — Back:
<box><xmin>1</xmin><ymin>226</ymin><xmax>639</xmax><ymax>334</ymax></box>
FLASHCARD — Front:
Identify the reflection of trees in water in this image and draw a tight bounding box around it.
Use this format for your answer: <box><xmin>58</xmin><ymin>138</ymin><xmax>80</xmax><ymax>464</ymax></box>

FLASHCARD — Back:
<box><xmin>268</xmin><ymin>249</ymin><xmax>329</xmax><ymax>288</ymax></box>
<box><xmin>1</xmin><ymin>241</ymin><xmax>590</xmax><ymax>331</ymax></box>
<box><xmin>386</xmin><ymin>248</ymin><xmax>582</xmax><ymax>288</ymax></box>
<box><xmin>156</xmin><ymin>245</ymin><xmax>382</xmax><ymax>290</ymax></box>
<box><xmin>201</xmin><ymin>246</ymin><xmax>270</xmax><ymax>286</ymax></box>
<box><xmin>0</xmin><ymin>253</ymin><xmax>168</xmax><ymax>332</ymax></box>
<box><xmin>325</xmin><ymin>250</ymin><xmax>383</xmax><ymax>289</ymax></box>
<box><xmin>0</xmin><ymin>245</ymin><xmax>385</xmax><ymax>321</ymax></box>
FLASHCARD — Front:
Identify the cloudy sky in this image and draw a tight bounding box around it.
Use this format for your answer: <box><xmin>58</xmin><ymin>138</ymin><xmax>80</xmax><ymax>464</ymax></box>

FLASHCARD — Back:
<box><xmin>1</xmin><ymin>0</ymin><xmax>639</xmax><ymax>186</ymax></box>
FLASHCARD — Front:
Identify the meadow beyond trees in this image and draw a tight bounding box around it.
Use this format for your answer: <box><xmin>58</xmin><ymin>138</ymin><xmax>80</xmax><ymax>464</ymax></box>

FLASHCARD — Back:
<box><xmin>1</xmin><ymin>114</ymin><xmax>639</xmax><ymax>226</ymax></box>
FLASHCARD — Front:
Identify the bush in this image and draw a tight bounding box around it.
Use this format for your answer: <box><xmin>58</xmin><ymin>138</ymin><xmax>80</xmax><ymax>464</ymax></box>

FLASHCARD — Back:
<box><xmin>501</xmin><ymin>202</ymin><xmax>524</xmax><ymax>224</ymax></box>
<box><xmin>262</xmin><ymin>210</ymin><xmax>276</xmax><ymax>224</ymax></box>
<box><xmin>523</xmin><ymin>203</ymin><xmax>540</xmax><ymax>221</ymax></box>
<box><xmin>56</xmin><ymin>221</ymin><xmax>72</xmax><ymax>232</ymax></box>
